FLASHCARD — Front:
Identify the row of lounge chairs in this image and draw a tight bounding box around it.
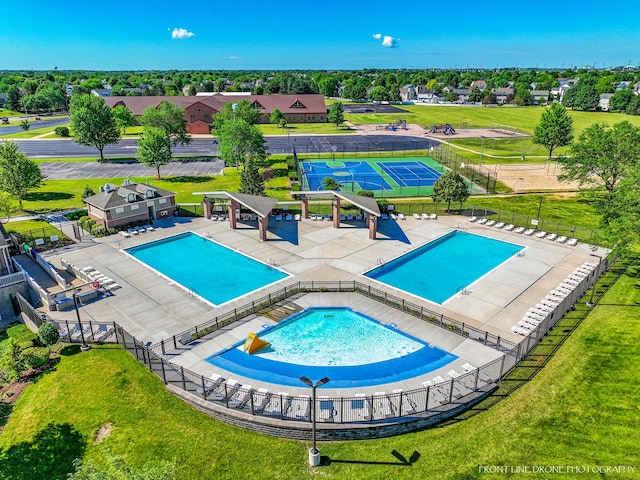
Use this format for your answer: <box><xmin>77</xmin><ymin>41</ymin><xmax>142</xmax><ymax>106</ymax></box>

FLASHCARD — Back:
<box><xmin>412</xmin><ymin>213</ymin><xmax>437</xmax><ymax>220</ymax></box>
<box><xmin>511</xmin><ymin>261</ymin><xmax>597</xmax><ymax>336</ymax></box>
<box><xmin>468</xmin><ymin>216</ymin><xmax>578</xmax><ymax>245</ymax></box>
<box><xmin>119</xmin><ymin>224</ymin><xmax>154</xmax><ymax>238</ymax></box>
<box><xmin>55</xmin><ymin>321</ymin><xmax>115</xmax><ymax>342</ymax></box>
<box><xmin>274</xmin><ymin>213</ymin><xmax>300</xmax><ymax>221</ymax></box>
<box><xmin>81</xmin><ymin>266</ymin><xmax>121</xmax><ymax>291</ymax></box>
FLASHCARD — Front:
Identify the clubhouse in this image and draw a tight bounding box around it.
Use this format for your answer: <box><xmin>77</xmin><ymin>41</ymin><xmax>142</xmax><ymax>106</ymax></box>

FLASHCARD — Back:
<box><xmin>104</xmin><ymin>94</ymin><xmax>328</xmax><ymax>134</ymax></box>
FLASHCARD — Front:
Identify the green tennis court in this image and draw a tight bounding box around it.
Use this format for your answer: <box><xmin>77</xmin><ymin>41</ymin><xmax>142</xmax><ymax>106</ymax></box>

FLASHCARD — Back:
<box><xmin>300</xmin><ymin>156</ymin><xmax>449</xmax><ymax>197</ymax></box>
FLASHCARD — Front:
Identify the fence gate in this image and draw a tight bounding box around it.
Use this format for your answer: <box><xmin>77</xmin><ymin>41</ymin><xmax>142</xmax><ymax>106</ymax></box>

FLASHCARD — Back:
<box><xmin>72</xmin><ymin>223</ymin><xmax>82</xmax><ymax>241</ymax></box>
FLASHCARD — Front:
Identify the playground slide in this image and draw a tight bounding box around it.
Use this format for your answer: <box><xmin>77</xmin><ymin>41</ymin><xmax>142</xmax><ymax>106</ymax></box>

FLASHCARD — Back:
<box><xmin>243</xmin><ymin>333</ymin><xmax>270</xmax><ymax>354</ymax></box>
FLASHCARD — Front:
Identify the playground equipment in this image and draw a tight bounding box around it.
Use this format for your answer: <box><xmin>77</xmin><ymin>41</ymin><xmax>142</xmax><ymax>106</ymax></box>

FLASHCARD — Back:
<box><xmin>376</xmin><ymin>119</ymin><xmax>408</xmax><ymax>131</ymax></box>
<box><xmin>243</xmin><ymin>333</ymin><xmax>270</xmax><ymax>354</ymax></box>
<box><xmin>429</xmin><ymin>124</ymin><xmax>456</xmax><ymax>135</ymax></box>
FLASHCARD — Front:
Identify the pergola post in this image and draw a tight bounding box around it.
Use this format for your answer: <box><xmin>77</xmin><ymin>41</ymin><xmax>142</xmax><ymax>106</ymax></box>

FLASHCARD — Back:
<box><xmin>301</xmin><ymin>196</ymin><xmax>309</xmax><ymax>219</ymax></box>
<box><xmin>228</xmin><ymin>200</ymin><xmax>239</xmax><ymax>229</ymax></box>
<box><xmin>332</xmin><ymin>197</ymin><xmax>340</xmax><ymax>228</ymax></box>
<box><xmin>258</xmin><ymin>216</ymin><xmax>268</xmax><ymax>241</ymax></box>
<box><xmin>368</xmin><ymin>214</ymin><xmax>377</xmax><ymax>240</ymax></box>
<box><xmin>203</xmin><ymin>197</ymin><xmax>212</xmax><ymax>220</ymax></box>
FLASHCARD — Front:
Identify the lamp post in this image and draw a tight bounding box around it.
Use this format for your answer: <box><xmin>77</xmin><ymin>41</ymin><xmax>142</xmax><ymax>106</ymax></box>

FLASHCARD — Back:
<box><xmin>586</xmin><ymin>252</ymin><xmax>604</xmax><ymax>307</ymax></box>
<box><xmin>300</xmin><ymin>375</ymin><xmax>330</xmax><ymax>466</ymax></box>
<box><xmin>72</xmin><ymin>290</ymin><xmax>90</xmax><ymax>351</ymax></box>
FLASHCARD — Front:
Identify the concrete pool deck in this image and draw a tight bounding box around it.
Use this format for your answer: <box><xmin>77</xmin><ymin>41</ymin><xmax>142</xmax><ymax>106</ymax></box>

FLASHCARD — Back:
<box><xmin>42</xmin><ymin>213</ymin><xmax>601</xmax><ymax>394</ymax></box>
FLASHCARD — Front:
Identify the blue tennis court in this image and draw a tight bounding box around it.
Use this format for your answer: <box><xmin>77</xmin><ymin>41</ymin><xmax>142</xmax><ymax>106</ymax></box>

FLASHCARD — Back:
<box><xmin>302</xmin><ymin>161</ymin><xmax>394</xmax><ymax>191</ymax></box>
<box><xmin>377</xmin><ymin>161</ymin><xmax>441</xmax><ymax>187</ymax></box>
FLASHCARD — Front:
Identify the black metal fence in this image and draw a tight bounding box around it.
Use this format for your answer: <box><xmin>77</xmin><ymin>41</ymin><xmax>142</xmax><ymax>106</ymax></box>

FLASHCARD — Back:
<box><xmin>430</xmin><ymin>145</ymin><xmax>498</xmax><ymax>194</ymax></box>
<box><xmin>13</xmin><ymin>258</ymin><xmax>610</xmax><ymax>427</ymax></box>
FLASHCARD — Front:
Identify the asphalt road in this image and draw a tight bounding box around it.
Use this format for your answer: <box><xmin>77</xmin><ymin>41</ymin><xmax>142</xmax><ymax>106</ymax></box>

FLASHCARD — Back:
<box><xmin>14</xmin><ymin>134</ymin><xmax>438</xmax><ymax>158</ymax></box>
<box><xmin>0</xmin><ymin>117</ymin><xmax>70</xmax><ymax>136</ymax></box>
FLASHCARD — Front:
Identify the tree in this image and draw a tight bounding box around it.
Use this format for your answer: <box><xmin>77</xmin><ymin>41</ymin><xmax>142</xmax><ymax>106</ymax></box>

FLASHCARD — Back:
<box><xmin>218</xmin><ymin>118</ymin><xmax>268</xmax><ymax>170</ymax></box>
<box><xmin>136</xmin><ymin>127</ymin><xmax>173</xmax><ymax>179</ymax></box>
<box><xmin>38</xmin><ymin>322</ymin><xmax>60</xmax><ymax>351</ymax></box>
<box><xmin>69</xmin><ymin>94</ymin><xmax>121</xmax><ymax>160</ymax></box>
<box><xmin>532</xmin><ymin>103</ymin><xmax>574</xmax><ymax>161</ymax></box>
<box><xmin>269</xmin><ymin>108</ymin><xmax>286</xmax><ymax>128</ymax></box>
<box><xmin>609</xmin><ymin>88</ymin><xmax>635</xmax><ymax>112</ymax></box>
<box><xmin>19</xmin><ymin>120</ymin><xmax>30</xmax><ymax>132</ymax></box>
<box><xmin>112</xmin><ymin>105</ymin><xmax>136</xmax><ymax>134</ymax></box>
<box><xmin>0</xmin><ymin>140</ymin><xmax>45</xmax><ymax>208</ymax></box>
<box><xmin>140</xmin><ymin>101</ymin><xmax>191</xmax><ymax>151</ymax></box>
<box><xmin>0</xmin><ymin>191</ymin><xmax>18</xmax><ymax>222</ymax></box>
<box><xmin>559</xmin><ymin>121</ymin><xmax>640</xmax><ymax>200</ymax></box>
<box><xmin>0</xmin><ymin>339</ymin><xmax>27</xmax><ymax>384</ymax></box>
<box><xmin>575</xmin><ymin>83</ymin><xmax>600</xmax><ymax>110</ymax></box>
<box><xmin>239</xmin><ymin>156</ymin><xmax>266</xmax><ymax>196</ymax></box>
<box><xmin>211</xmin><ymin>100</ymin><xmax>260</xmax><ymax>133</ymax></box>
<box><xmin>431</xmin><ymin>171</ymin><xmax>469</xmax><ymax>211</ymax></box>
<box><xmin>69</xmin><ymin>451</ymin><xmax>177</xmax><ymax>480</ymax></box>
<box><xmin>468</xmin><ymin>86</ymin><xmax>483</xmax><ymax>103</ymax></box>
<box><xmin>328</xmin><ymin>102</ymin><xmax>345</xmax><ymax>127</ymax></box>
<box><xmin>81</xmin><ymin>185</ymin><xmax>96</xmax><ymax>199</ymax></box>
<box><xmin>261</xmin><ymin>166</ymin><xmax>277</xmax><ymax>188</ymax></box>
<box><xmin>369</xmin><ymin>86</ymin><xmax>386</xmax><ymax>103</ymax></box>
<box><xmin>5</xmin><ymin>86</ymin><xmax>21</xmax><ymax>111</ymax></box>
<box><xmin>322</xmin><ymin>176</ymin><xmax>341</xmax><ymax>191</ymax></box>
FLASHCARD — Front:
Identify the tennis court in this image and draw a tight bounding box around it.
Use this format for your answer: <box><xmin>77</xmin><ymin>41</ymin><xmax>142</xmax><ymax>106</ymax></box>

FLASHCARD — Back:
<box><xmin>300</xmin><ymin>157</ymin><xmax>446</xmax><ymax>197</ymax></box>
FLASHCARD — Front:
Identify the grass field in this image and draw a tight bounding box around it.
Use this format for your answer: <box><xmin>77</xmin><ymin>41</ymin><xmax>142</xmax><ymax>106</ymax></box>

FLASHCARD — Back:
<box><xmin>259</xmin><ymin>123</ymin><xmax>355</xmax><ymax>135</ymax></box>
<box><xmin>0</xmin><ymin>259</ymin><xmax>637</xmax><ymax>480</ymax></box>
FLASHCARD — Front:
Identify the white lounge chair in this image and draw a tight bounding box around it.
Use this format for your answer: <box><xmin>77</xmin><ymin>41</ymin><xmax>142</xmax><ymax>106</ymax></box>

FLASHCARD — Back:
<box><xmin>290</xmin><ymin>394</ymin><xmax>310</xmax><ymax>420</ymax></box>
<box><xmin>413</xmin><ymin>213</ymin><xmax>421</xmax><ymax>220</ymax></box>
<box><xmin>514</xmin><ymin>226</ymin><xmax>525</xmax><ymax>234</ymax></box>
<box><xmin>323</xmin><ymin>214</ymin><xmax>331</xmax><ymax>221</ymax></box>
<box><xmin>352</xmin><ymin>393</ymin><xmax>371</xmax><ymax>420</ymax></box>
<box><xmin>390</xmin><ymin>213</ymin><xmax>397</xmax><ymax>220</ymax></box>
<box><xmin>567</xmin><ymin>238</ymin><xmax>578</xmax><ymax>246</ymax></box>
<box><xmin>461</xmin><ymin>362</ymin><xmax>493</xmax><ymax>383</ymax></box>
<box><xmin>494</xmin><ymin>222</ymin><xmax>505</xmax><ymax>229</ymax></box>
<box><xmin>294</xmin><ymin>213</ymin><xmax>301</xmax><ymax>221</ymax></box>
<box><xmin>398</xmin><ymin>213</ymin><xmax>406</xmax><ymax>220</ymax></box>
<box><xmin>485</xmin><ymin>219</ymin><xmax>496</xmax><ymax>227</ymax></box>
<box><xmin>373</xmin><ymin>392</ymin><xmax>394</xmax><ymax>418</ymax></box>
<box><xmin>420</xmin><ymin>213</ymin><xmax>429</xmax><ymax>220</ymax></box>
<box><xmin>119</xmin><ymin>230</ymin><xmax>131</xmax><ymax>238</ymax></box>
<box><xmin>430</xmin><ymin>213</ymin><xmax>438</xmax><ymax>220</ymax></box>
<box><xmin>477</xmin><ymin>218</ymin><xmax>488</xmax><ymax>224</ymax></box>
<box><xmin>504</xmin><ymin>224</ymin><xmax>515</xmax><ymax>231</ymax></box>
<box><xmin>546</xmin><ymin>233</ymin><xmax>557</xmax><ymax>241</ymax></box>
<box><xmin>536</xmin><ymin>230</ymin><xmax>547</xmax><ymax>238</ymax></box>
<box><xmin>556</xmin><ymin>235</ymin><xmax>568</xmax><ymax>243</ymax></box>
<box><xmin>524</xmin><ymin>228</ymin><xmax>535</xmax><ymax>236</ymax></box>
<box><xmin>127</xmin><ymin>228</ymin><xmax>138</xmax><ymax>235</ymax></box>
<box><xmin>143</xmin><ymin>224</ymin><xmax>154</xmax><ymax>231</ymax></box>
<box><xmin>310</xmin><ymin>214</ymin><xmax>317</xmax><ymax>221</ymax></box>
<box><xmin>230</xmin><ymin>384</ymin><xmax>253</xmax><ymax>408</ymax></box>
<box><xmin>468</xmin><ymin>216</ymin><xmax>478</xmax><ymax>222</ymax></box>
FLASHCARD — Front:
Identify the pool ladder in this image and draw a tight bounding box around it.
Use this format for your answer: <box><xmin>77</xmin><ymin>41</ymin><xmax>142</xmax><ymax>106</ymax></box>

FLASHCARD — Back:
<box><xmin>456</xmin><ymin>285</ymin><xmax>469</xmax><ymax>295</ymax></box>
<box><xmin>377</xmin><ymin>257</ymin><xmax>385</xmax><ymax>265</ymax></box>
<box><xmin>267</xmin><ymin>258</ymin><xmax>277</xmax><ymax>267</ymax></box>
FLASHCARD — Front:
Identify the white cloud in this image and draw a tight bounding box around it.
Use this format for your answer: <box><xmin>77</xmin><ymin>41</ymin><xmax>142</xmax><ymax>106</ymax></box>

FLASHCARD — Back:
<box><xmin>171</xmin><ymin>28</ymin><xmax>195</xmax><ymax>39</ymax></box>
<box><xmin>372</xmin><ymin>33</ymin><xmax>382</xmax><ymax>40</ymax></box>
<box><xmin>382</xmin><ymin>35</ymin><xmax>398</xmax><ymax>48</ymax></box>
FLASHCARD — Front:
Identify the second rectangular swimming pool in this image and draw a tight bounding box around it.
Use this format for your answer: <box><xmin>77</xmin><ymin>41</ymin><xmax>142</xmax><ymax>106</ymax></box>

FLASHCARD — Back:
<box><xmin>126</xmin><ymin>232</ymin><xmax>289</xmax><ymax>306</ymax></box>
<box><xmin>364</xmin><ymin>230</ymin><xmax>524</xmax><ymax>304</ymax></box>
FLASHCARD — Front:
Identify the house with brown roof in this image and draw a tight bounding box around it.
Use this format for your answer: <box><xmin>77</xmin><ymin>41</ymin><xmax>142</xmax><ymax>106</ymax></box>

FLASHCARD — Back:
<box><xmin>83</xmin><ymin>180</ymin><xmax>178</xmax><ymax>230</ymax></box>
<box><xmin>104</xmin><ymin>94</ymin><xmax>327</xmax><ymax>134</ymax></box>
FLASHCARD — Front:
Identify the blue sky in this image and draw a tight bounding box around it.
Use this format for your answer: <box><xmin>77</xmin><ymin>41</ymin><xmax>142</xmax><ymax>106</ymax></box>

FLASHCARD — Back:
<box><xmin>2</xmin><ymin>1</ymin><xmax>639</xmax><ymax>70</ymax></box>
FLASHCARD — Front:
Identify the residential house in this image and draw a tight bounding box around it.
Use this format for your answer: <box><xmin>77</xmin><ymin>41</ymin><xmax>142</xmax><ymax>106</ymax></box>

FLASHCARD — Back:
<box><xmin>104</xmin><ymin>94</ymin><xmax>327</xmax><ymax>133</ymax></box>
<box><xmin>493</xmin><ymin>87</ymin><xmax>514</xmax><ymax>104</ymax></box>
<box><xmin>0</xmin><ymin>93</ymin><xmax>6</xmax><ymax>107</ymax></box>
<box><xmin>616</xmin><ymin>81</ymin><xmax>630</xmax><ymax>90</ymax></box>
<box><xmin>453</xmin><ymin>88</ymin><xmax>471</xmax><ymax>103</ymax></box>
<box><xmin>531</xmin><ymin>90</ymin><xmax>550</xmax><ymax>104</ymax></box>
<box><xmin>470</xmin><ymin>80</ymin><xmax>488</xmax><ymax>91</ymax></box>
<box><xmin>83</xmin><ymin>180</ymin><xmax>178</xmax><ymax>230</ymax></box>
<box><xmin>599</xmin><ymin>93</ymin><xmax>614</xmax><ymax>111</ymax></box>
<box><xmin>91</xmin><ymin>88</ymin><xmax>113</xmax><ymax>97</ymax></box>
<box><xmin>416</xmin><ymin>90</ymin><xmax>443</xmax><ymax>104</ymax></box>
<box><xmin>399</xmin><ymin>84</ymin><xmax>417</xmax><ymax>102</ymax></box>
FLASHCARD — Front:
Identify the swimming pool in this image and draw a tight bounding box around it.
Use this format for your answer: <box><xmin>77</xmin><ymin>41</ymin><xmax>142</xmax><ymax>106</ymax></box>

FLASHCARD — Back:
<box><xmin>364</xmin><ymin>230</ymin><xmax>524</xmax><ymax>304</ymax></box>
<box><xmin>125</xmin><ymin>232</ymin><xmax>289</xmax><ymax>306</ymax></box>
<box><xmin>206</xmin><ymin>307</ymin><xmax>457</xmax><ymax>388</ymax></box>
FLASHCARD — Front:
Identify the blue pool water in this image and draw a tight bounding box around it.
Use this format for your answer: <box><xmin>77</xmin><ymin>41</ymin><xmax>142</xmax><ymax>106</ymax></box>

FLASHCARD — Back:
<box><xmin>206</xmin><ymin>307</ymin><xmax>457</xmax><ymax>388</ymax></box>
<box><xmin>126</xmin><ymin>232</ymin><xmax>289</xmax><ymax>306</ymax></box>
<box><xmin>364</xmin><ymin>230</ymin><xmax>523</xmax><ymax>304</ymax></box>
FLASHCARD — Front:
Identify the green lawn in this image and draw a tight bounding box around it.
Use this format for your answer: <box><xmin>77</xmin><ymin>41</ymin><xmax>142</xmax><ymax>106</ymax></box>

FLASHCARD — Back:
<box><xmin>0</xmin><ymin>261</ymin><xmax>637</xmax><ymax>479</ymax></box>
<box><xmin>350</xmin><ymin>105</ymin><xmax>640</xmax><ymax>136</ymax></box>
<box><xmin>259</xmin><ymin>123</ymin><xmax>355</xmax><ymax>135</ymax></box>
<box><xmin>3</xmin><ymin>125</ymin><xmax>62</xmax><ymax>139</ymax></box>
<box><xmin>20</xmin><ymin>162</ymin><xmax>291</xmax><ymax>214</ymax></box>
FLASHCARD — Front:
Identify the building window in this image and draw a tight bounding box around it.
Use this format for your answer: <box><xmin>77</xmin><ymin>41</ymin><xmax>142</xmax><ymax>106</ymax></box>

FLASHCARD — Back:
<box><xmin>290</xmin><ymin>100</ymin><xmax>306</xmax><ymax>109</ymax></box>
<box><xmin>190</xmin><ymin>114</ymin><xmax>195</xmax><ymax>121</ymax></box>
<box><xmin>131</xmin><ymin>204</ymin><xmax>139</xmax><ymax>210</ymax></box>
<box><xmin>159</xmin><ymin>198</ymin><xmax>167</xmax><ymax>204</ymax></box>
<box><xmin>115</xmin><ymin>207</ymin><xmax>124</xmax><ymax>214</ymax></box>
<box><xmin>204</xmin><ymin>114</ymin><xmax>210</xmax><ymax>121</ymax></box>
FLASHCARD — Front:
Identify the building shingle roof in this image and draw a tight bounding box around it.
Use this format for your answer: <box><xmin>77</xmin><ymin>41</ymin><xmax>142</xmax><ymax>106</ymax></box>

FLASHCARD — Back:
<box><xmin>84</xmin><ymin>182</ymin><xmax>175</xmax><ymax>210</ymax></box>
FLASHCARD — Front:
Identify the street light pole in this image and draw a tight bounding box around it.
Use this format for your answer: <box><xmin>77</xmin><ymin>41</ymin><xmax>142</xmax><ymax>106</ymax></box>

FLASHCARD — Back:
<box><xmin>300</xmin><ymin>376</ymin><xmax>330</xmax><ymax>466</ymax></box>
<box><xmin>72</xmin><ymin>291</ymin><xmax>90</xmax><ymax>351</ymax></box>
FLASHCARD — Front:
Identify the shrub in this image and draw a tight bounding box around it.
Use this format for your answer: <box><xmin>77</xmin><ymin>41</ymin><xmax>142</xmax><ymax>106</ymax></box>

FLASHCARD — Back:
<box><xmin>38</xmin><ymin>322</ymin><xmax>60</xmax><ymax>349</ymax></box>
<box><xmin>54</xmin><ymin>126</ymin><xmax>70</xmax><ymax>137</ymax></box>
<box><xmin>21</xmin><ymin>346</ymin><xmax>50</xmax><ymax>368</ymax></box>
<box><xmin>91</xmin><ymin>225</ymin><xmax>107</xmax><ymax>237</ymax></box>
<box><xmin>81</xmin><ymin>186</ymin><xmax>96</xmax><ymax>199</ymax></box>
<box><xmin>7</xmin><ymin>324</ymin><xmax>36</xmax><ymax>343</ymax></box>
<box><xmin>66</xmin><ymin>210</ymin><xmax>88</xmax><ymax>221</ymax></box>
<box><xmin>17</xmin><ymin>340</ymin><xmax>34</xmax><ymax>350</ymax></box>
<box><xmin>107</xmin><ymin>228</ymin><xmax>117</xmax><ymax>235</ymax></box>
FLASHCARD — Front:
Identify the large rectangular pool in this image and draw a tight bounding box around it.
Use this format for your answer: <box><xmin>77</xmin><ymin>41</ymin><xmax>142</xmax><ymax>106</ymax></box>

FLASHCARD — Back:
<box><xmin>364</xmin><ymin>230</ymin><xmax>523</xmax><ymax>304</ymax></box>
<box><xmin>126</xmin><ymin>232</ymin><xmax>289</xmax><ymax>306</ymax></box>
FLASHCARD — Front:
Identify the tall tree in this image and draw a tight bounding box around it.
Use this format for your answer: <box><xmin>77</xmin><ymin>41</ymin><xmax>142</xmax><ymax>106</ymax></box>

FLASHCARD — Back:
<box><xmin>269</xmin><ymin>108</ymin><xmax>286</xmax><ymax>128</ymax></box>
<box><xmin>558</xmin><ymin>121</ymin><xmax>640</xmax><ymax>200</ymax></box>
<box><xmin>322</xmin><ymin>176</ymin><xmax>341</xmax><ymax>191</ymax></box>
<box><xmin>136</xmin><ymin>127</ymin><xmax>173</xmax><ymax>179</ymax></box>
<box><xmin>5</xmin><ymin>86</ymin><xmax>21</xmax><ymax>111</ymax></box>
<box><xmin>239</xmin><ymin>156</ymin><xmax>266</xmax><ymax>196</ymax></box>
<box><xmin>112</xmin><ymin>105</ymin><xmax>136</xmax><ymax>134</ymax></box>
<box><xmin>211</xmin><ymin>100</ymin><xmax>260</xmax><ymax>133</ymax></box>
<box><xmin>69</xmin><ymin>94</ymin><xmax>120</xmax><ymax>160</ymax></box>
<box><xmin>140</xmin><ymin>100</ymin><xmax>191</xmax><ymax>150</ymax></box>
<box><xmin>431</xmin><ymin>170</ymin><xmax>469</xmax><ymax>210</ymax></box>
<box><xmin>532</xmin><ymin>103</ymin><xmax>574</xmax><ymax>160</ymax></box>
<box><xmin>218</xmin><ymin>118</ymin><xmax>268</xmax><ymax>170</ymax></box>
<box><xmin>0</xmin><ymin>141</ymin><xmax>44</xmax><ymax>208</ymax></box>
<box><xmin>0</xmin><ymin>191</ymin><xmax>18</xmax><ymax>222</ymax></box>
<box><xmin>327</xmin><ymin>102</ymin><xmax>345</xmax><ymax>127</ymax></box>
